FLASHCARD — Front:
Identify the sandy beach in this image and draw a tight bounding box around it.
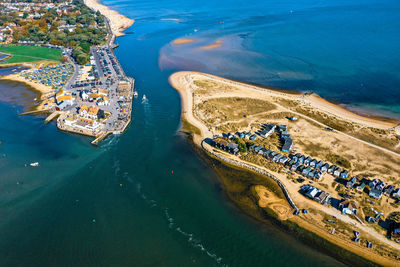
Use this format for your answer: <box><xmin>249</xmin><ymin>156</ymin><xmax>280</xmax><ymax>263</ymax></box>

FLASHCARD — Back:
<box><xmin>172</xmin><ymin>38</ymin><xmax>196</xmax><ymax>45</ymax></box>
<box><xmin>0</xmin><ymin>73</ymin><xmax>54</xmax><ymax>110</ymax></box>
<box><xmin>170</xmin><ymin>71</ymin><xmax>398</xmax><ymax>130</ymax></box>
<box><xmin>84</xmin><ymin>0</ymin><xmax>134</xmax><ymax>37</ymax></box>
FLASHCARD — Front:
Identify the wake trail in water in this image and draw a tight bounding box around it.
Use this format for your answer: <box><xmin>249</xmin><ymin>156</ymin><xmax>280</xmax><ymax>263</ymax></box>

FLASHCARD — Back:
<box><xmin>114</xmin><ymin>167</ymin><xmax>224</xmax><ymax>265</ymax></box>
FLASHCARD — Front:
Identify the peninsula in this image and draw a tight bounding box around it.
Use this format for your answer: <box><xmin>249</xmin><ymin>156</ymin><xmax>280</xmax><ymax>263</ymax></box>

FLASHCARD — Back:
<box><xmin>170</xmin><ymin>71</ymin><xmax>400</xmax><ymax>266</ymax></box>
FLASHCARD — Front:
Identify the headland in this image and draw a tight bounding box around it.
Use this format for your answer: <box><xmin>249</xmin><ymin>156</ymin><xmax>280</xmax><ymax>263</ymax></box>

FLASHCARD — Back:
<box><xmin>170</xmin><ymin>71</ymin><xmax>400</xmax><ymax>265</ymax></box>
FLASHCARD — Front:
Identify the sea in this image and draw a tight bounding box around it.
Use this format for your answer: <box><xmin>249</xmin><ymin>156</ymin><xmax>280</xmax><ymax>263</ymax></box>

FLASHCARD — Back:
<box><xmin>0</xmin><ymin>0</ymin><xmax>399</xmax><ymax>265</ymax></box>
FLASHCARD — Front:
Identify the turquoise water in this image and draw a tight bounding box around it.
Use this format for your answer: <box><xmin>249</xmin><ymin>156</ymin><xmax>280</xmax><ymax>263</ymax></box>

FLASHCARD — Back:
<box><xmin>0</xmin><ymin>0</ymin><xmax>399</xmax><ymax>265</ymax></box>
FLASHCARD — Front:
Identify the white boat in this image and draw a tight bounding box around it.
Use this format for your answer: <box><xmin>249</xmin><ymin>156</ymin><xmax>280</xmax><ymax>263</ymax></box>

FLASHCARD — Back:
<box><xmin>142</xmin><ymin>94</ymin><xmax>147</xmax><ymax>101</ymax></box>
<box><xmin>133</xmin><ymin>91</ymin><xmax>138</xmax><ymax>98</ymax></box>
<box><xmin>30</xmin><ymin>162</ymin><xmax>39</xmax><ymax>167</ymax></box>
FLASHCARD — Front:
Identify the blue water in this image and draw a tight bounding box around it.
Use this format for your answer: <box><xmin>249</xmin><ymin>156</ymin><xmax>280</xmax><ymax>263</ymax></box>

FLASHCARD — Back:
<box><xmin>0</xmin><ymin>0</ymin><xmax>399</xmax><ymax>265</ymax></box>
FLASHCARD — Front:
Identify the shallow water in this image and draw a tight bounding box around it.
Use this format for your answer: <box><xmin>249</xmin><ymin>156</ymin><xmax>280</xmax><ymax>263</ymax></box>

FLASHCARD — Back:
<box><xmin>0</xmin><ymin>0</ymin><xmax>398</xmax><ymax>265</ymax></box>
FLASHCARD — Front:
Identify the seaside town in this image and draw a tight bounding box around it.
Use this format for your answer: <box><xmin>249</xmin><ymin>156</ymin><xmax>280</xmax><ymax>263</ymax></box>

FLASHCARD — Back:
<box><xmin>0</xmin><ymin>0</ymin><xmax>134</xmax><ymax>144</ymax></box>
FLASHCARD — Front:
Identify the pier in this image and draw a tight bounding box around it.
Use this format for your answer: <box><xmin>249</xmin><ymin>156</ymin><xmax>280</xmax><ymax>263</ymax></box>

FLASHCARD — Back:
<box><xmin>91</xmin><ymin>131</ymin><xmax>111</xmax><ymax>146</ymax></box>
<box><xmin>44</xmin><ymin>111</ymin><xmax>61</xmax><ymax>124</ymax></box>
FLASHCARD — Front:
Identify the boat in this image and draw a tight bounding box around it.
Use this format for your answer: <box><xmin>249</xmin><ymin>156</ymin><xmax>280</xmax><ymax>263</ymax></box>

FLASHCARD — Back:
<box><xmin>133</xmin><ymin>91</ymin><xmax>138</xmax><ymax>98</ymax></box>
<box><xmin>142</xmin><ymin>94</ymin><xmax>147</xmax><ymax>101</ymax></box>
<box><xmin>30</xmin><ymin>162</ymin><xmax>39</xmax><ymax>167</ymax></box>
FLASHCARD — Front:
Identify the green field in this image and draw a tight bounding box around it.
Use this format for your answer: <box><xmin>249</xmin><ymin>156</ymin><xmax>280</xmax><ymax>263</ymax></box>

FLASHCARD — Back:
<box><xmin>0</xmin><ymin>45</ymin><xmax>62</xmax><ymax>64</ymax></box>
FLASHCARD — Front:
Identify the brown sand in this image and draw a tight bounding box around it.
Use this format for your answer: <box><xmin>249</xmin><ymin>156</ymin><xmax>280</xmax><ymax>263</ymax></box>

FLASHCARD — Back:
<box><xmin>199</xmin><ymin>40</ymin><xmax>223</xmax><ymax>50</ymax></box>
<box><xmin>161</xmin><ymin>18</ymin><xmax>181</xmax><ymax>21</ymax></box>
<box><xmin>173</xmin><ymin>38</ymin><xmax>196</xmax><ymax>45</ymax></box>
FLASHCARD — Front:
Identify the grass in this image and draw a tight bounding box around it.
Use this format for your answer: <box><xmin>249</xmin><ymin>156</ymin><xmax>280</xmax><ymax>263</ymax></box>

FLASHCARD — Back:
<box><xmin>0</xmin><ymin>45</ymin><xmax>62</xmax><ymax>64</ymax></box>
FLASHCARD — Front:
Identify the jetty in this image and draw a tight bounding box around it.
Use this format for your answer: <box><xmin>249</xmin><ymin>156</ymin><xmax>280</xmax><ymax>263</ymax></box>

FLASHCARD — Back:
<box><xmin>91</xmin><ymin>132</ymin><xmax>111</xmax><ymax>146</ymax></box>
<box><xmin>44</xmin><ymin>111</ymin><xmax>61</xmax><ymax>124</ymax></box>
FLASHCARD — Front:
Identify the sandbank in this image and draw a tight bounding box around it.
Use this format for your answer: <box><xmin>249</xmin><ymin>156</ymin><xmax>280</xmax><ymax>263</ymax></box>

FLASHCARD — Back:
<box><xmin>161</xmin><ymin>18</ymin><xmax>181</xmax><ymax>21</ymax></box>
<box><xmin>172</xmin><ymin>38</ymin><xmax>196</xmax><ymax>45</ymax></box>
<box><xmin>199</xmin><ymin>40</ymin><xmax>223</xmax><ymax>50</ymax></box>
<box><xmin>84</xmin><ymin>0</ymin><xmax>134</xmax><ymax>37</ymax></box>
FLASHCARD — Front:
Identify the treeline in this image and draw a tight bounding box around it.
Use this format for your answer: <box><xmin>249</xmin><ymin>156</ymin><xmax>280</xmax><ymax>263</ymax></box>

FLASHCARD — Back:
<box><xmin>6</xmin><ymin>0</ymin><xmax>107</xmax><ymax>64</ymax></box>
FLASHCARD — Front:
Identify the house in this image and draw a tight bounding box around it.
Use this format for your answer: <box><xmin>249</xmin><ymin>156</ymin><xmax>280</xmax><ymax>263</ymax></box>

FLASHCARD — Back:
<box><xmin>384</xmin><ymin>185</ymin><xmax>394</xmax><ymax>196</ymax></box>
<box><xmin>314</xmin><ymin>171</ymin><xmax>323</xmax><ymax>180</ymax></box>
<box><xmin>305</xmin><ymin>187</ymin><xmax>320</xmax><ymax>199</ymax></box>
<box><xmin>340</xmin><ymin>170</ymin><xmax>349</xmax><ymax>179</ymax></box>
<box><xmin>333</xmin><ymin>168</ymin><xmax>342</xmax><ymax>177</ymax></box>
<box><xmin>227</xmin><ymin>132</ymin><xmax>234</xmax><ymax>139</ymax></box>
<box><xmin>376</xmin><ymin>181</ymin><xmax>386</xmax><ymax>192</ymax></box>
<box><xmin>297</xmin><ymin>155</ymin><xmax>305</xmax><ymax>164</ymax></box>
<box><xmin>314</xmin><ymin>191</ymin><xmax>330</xmax><ymax>204</ymax></box>
<box><xmin>282</xmin><ymin>138</ymin><xmax>293</xmax><ymax>153</ymax></box>
<box><xmin>346</xmin><ymin>177</ymin><xmax>357</xmax><ymax>189</ymax></box>
<box><xmin>302</xmin><ymin>167</ymin><xmax>312</xmax><ymax>177</ymax></box>
<box><xmin>367</xmin><ymin>217</ymin><xmax>378</xmax><ymax>223</ymax></box>
<box><xmin>392</xmin><ymin>188</ymin><xmax>400</xmax><ymax>199</ymax></box>
<box><xmin>249</xmin><ymin>134</ymin><xmax>258</xmax><ymax>141</ymax></box>
<box><xmin>260</xmin><ymin>124</ymin><xmax>275</xmax><ymax>138</ymax></box>
<box><xmin>315</xmin><ymin>160</ymin><xmax>324</xmax><ymax>170</ymax></box>
<box><xmin>291</xmin><ymin>163</ymin><xmax>300</xmax><ymax>171</ymax></box>
<box><xmin>321</xmin><ymin>163</ymin><xmax>330</xmax><ymax>172</ymax></box>
<box><xmin>278</xmin><ymin>125</ymin><xmax>287</xmax><ymax>133</ymax></box>
<box><xmin>328</xmin><ymin>165</ymin><xmax>337</xmax><ymax>174</ymax></box>
<box><xmin>390</xmin><ymin>223</ymin><xmax>400</xmax><ymax>240</ymax></box>
<box><xmin>357</xmin><ymin>182</ymin><xmax>366</xmax><ymax>192</ymax></box>
<box><xmin>212</xmin><ymin>138</ymin><xmax>239</xmax><ymax>155</ymax></box>
<box><xmin>304</xmin><ymin>156</ymin><xmax>312</xmax><ymax>166</ymax></box>
<box><xmin>368</xmin><ymin>179</ymin><xmax>378</xmax><ymax>190</ymax></box>
<box><xmin>245</xmin><ymin>132</ymin><xmax>252</xmax><ymax>139</ymax></box>
<box><xmin>309</xmin><ymin>159</ymin><xmax>317</xmax><ymax>168</ymax></box>
<box><xmin>369</xmin><ymin>188</ymin><xmax>383</xmax><ymax>200</ymax></box>
<box><xmin>339</xmin><ymin>200</ymin><xmax>359</xmax><ymax>215</ymax></box>
<box><xmin>308</xmin><ymin>170</ymin><xmax>315</xmax><ymax>179</ymax></box>
<box><xmin>279</xmin><ymin>156</ymin><xmax>289</xmax><ymax>164</ymax></box>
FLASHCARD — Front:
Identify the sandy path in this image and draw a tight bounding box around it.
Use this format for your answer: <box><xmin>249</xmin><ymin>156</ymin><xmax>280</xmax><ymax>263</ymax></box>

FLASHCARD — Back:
<box><xmin>84</xmin><ymin>0</ymin><xmax>134</xmax><ymax>37</ymax></box>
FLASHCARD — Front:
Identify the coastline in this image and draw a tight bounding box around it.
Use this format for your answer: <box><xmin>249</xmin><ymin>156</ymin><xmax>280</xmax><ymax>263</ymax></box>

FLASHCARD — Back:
<box><xmin>0</xmin><ymin>72</ymin><xmax>54</xmax><ymax>111</ymax></box>
<box><xmin>170</xmin><ymin>71</ymin><xmax>400</xmax><ymax>265</ymax></box>
<box><xmin>84</xmin><ymin>0</ymin><xmax>134</xmax><ymax>37</ymax></box>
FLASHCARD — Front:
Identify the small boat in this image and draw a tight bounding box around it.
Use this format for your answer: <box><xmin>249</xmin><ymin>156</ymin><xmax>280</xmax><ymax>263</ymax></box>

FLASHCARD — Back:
<box><xmin>142</xmin><ymin>94</ymin><xmax>147</xmax><ymax>101</ymax></box>
<box><xmin>30</xmin><ymin>162</ymin><xmax>39</xmax><ymax>167</ymax></box>
<box><xmin>133</xmin><ymin>91</ymin><xmax>138</xmax><ymax>98</ymax></box>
